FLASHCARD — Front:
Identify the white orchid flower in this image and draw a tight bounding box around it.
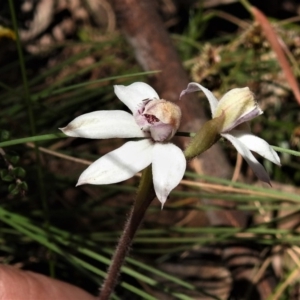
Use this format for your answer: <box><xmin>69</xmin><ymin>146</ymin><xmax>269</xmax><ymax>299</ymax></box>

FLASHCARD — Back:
<box><xmin>60</xmin><ymin>82</ymin><xmax>186</xmax><ymax>206</ymax></box>
<box><xmin>180</xmin><ymin>82</ymin><xmax>281</xmax><ymax>184</ymax></box>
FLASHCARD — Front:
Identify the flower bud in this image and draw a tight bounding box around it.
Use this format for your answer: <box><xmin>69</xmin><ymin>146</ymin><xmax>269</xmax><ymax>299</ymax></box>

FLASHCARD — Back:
<box><xmin>214</xmin><ymin>87</ymin><xmax>263</xmax><ymax>132</ymax></box>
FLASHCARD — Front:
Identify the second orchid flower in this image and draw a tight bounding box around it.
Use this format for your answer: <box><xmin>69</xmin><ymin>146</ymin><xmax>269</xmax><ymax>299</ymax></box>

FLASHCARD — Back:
<box><xmin>180</xmin><ymin>82</ymin><xmax>281</xmax><ymax>184</ymax></box>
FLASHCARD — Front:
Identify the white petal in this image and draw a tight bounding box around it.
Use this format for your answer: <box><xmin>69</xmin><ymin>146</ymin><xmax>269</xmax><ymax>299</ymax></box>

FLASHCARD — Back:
<box><xmin>77</xmin><ymin>139</ymin><xmax>154</xmax><ymax>185</ymax></box>
<box><xmin>114</xmin><ymin>82</ymin><xmax>159</xmax><ymax>114</ymax></box>
<box><xmin>222</xmin><ymin>133</ymin><xmax>271</xmax><ymax>184</ymax></box>
<box><xmin>152</xmin><ymin>143</ymin><xmax>186</xmax><ymax>207</ymax></box>
<box><xmin>180</xmin><ymin>82</ymin><xmax>219</xmax><ymax>115</ymax></box>
<box><xmin>231</xmin><ymin>131</ymin><xmax>281</xmax><ymax>165</ymax></box>
<box><xmin>60</xmin><ymin>111</ymin><xmax>148</xmax><ymax>139</ymax></box>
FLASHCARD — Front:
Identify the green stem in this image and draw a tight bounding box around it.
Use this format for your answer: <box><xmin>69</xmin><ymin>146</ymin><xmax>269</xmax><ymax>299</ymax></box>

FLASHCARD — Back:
<box><xmin>8</xmin><ymin>0</ymin><xmax>34</xmax><ymax>135</ymax></box>
<box><xmin>99</xmin><ymin>166</ymin><xmax>155</xmax><ymax>300</ymax></box>
<box><xmin>0</xmin><ymin>133</ymin><xmax>66</xmax><ymax>148</ymax></box>
<box><xmin>184</xmin><ymin>116</ymin><xmax>224</xmax><ymax>160</ymax></box>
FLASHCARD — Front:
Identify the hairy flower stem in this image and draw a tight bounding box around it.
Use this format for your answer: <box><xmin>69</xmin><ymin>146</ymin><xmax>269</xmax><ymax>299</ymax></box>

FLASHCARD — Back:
<box><xmin>99</xmin><ymin>166</ymin><xmax>155</xmax><ymax>300</ymax></box>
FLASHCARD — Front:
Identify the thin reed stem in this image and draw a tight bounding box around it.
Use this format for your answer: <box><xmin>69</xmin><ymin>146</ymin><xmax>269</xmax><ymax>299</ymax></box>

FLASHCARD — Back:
<box><xmin>8</xmin><ymin>0</ymin><xmax>55</xmax><ymax>277</ymax></box>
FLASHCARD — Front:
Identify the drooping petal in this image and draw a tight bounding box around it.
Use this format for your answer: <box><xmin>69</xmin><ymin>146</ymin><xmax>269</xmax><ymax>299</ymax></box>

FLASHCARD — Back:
<box><xmin>114</xmin><ymin>82</ymin><xmax>159</xmax><ymax>114</ymax></box>
<box><xmin>215</xmin><ymin>87</ymin><xmax>263</xmax><ymax>132</ymax></box>
<box><xmin>60</xmin><ymin>111</ymin><xmax>148</xmax><ymax>139</ymax></box>
<box><xmin>152</xmin><ymin>143</ymin><xmax>186</xmax><ymax>207</ymax></box>
<box><xmin>180</xmin><ymin>82</ymin><xmax>219</xmax><ymax>115</ymax></box>
<box><xmin>230</xmin><ymin>131</ymin><xmax>281</xmax><ymax>166</ymax></box>
<box><xmin>222</xmin><ymin>133</ymin><xmax>271</xmax><ymax>184</ymax></box>
<box><xmin>77</xmin><ymin>139</ymin><xmax>154</xmax><ymax>186</ymax></box>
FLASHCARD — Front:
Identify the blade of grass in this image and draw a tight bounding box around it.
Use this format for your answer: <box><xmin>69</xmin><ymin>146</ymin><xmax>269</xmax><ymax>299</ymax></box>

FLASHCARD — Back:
<box><xmin>0</xmin><ymin>133</ymin><xmax>66</xmax><ymax>147</ymax></box>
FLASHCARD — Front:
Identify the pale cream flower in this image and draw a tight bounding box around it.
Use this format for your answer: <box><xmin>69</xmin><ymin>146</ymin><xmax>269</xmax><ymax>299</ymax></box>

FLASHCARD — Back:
<box><xmin>180</xmin><ymin>83</ymin><xmax>281</xmax><ymax>184</ymax></box>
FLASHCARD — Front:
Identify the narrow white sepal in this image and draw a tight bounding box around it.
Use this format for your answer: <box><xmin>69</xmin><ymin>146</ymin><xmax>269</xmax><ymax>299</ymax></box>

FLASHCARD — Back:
<box><xmin>59</xmin><ymin>110</ymin><xmax>148</xmax><ymax>139</ymax></box>
<box><xmin>114</xmin><ymin>82</ymin><xmax>159</xmax><ymax>114</ymax></box>
<box><xmin>180</xmin><ymin>82</ymin><xmax>219</xmax><ymax>115</ymax></box>
<box><xmin>231</xmin><ymin>131</ymin><xmax>281</xmax><ymax>166</ymax></box>
<box><xmin>77</xmin><ymin>139</ymin><xmax>153</xmax><ymax>185</ymax></box>
<box><xmin>152</xmin><ymin>143</ymin><xmax>186</xmax><ymax>207</ymax></box>
<box><xmin>222</xmin><ymin>133</ymin><xmax>271</xmax><ymax>184</ymax></box>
